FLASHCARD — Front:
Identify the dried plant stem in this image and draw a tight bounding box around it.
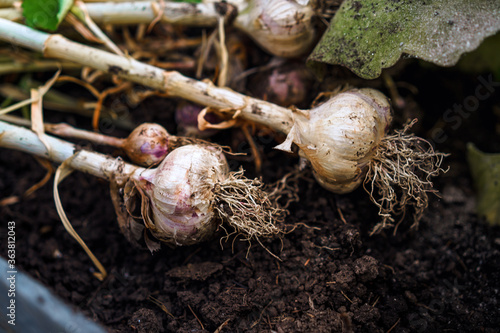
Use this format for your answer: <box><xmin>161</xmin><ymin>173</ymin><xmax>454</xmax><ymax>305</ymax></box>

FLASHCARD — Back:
<box><xmin>0</xmin><ymin>1</ymin><xmax>222</xmax><ymax>26</ymax></box>
<box><xmin>0</xmin><ymin>120</ymin><xmax>145</xmax><ymax>182</ymax></box>
<box><xmin>0</xmin><ymin>0</ymin><xmax>16</xmax><ymax>8</ymax></box>
<box><xmin>1</xmin><ymin>114</ymin><xmax>125</xmax><ymax>147</ymax></box>
<box><xmin>0</xmin><ymin>82</ymin><xmax>135</xmax><ymax>129</ymax></box>
<box><xmin>0</xmin><ymin>114</ymin><xmax>225</xmax><ymax>155</ymax></box>
<box><xmin>0</xmin><ymin>0</ymin><xmax>144</xmax><ymax>8</ymax></box>
<box><xmin>0</xmin><ymin>59</ymin><xmax>81</xmax><ymax>75</ymax></box>
<box><xmin>0</xmin><ymin>8</ymin><xmax>17</xmax><ymax>20</ymax></box>
<box><xmin>0</xmin><ymin>18</ymin><xmax>294</xmax><ymax>133</ymax></box>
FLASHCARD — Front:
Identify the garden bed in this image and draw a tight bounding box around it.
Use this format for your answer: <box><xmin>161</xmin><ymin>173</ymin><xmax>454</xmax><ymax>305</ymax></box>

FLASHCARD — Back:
<box><xmin>1</xmin><ymin>37</ymin><xmax>499</xmax><ymax>333</ymax></box>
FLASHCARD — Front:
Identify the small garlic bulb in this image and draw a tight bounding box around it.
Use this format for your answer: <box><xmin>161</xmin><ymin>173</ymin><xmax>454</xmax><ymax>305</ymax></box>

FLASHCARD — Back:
<box><xmin>175</xmin><ymin>102</ymin><xmax>220</xmax><ymax>138</ymax></box>
<box><xmin>276</xmin><ymin>88</ymin><xmax>392</xmax><ymax>193</ymax></box>
<box><xmin>234</xmin><ymin>0</ymin><xmax>315</xmax><ymax>57</ymax></box>
<box><xmin>123</xmin><ymin>123</ymin><xmax>170</xmax><ymax>167</ymax></box>
<box><xmin>249</xmin><ymin>64</ymin><xmax>313</xmax><ymax>106</ymax></box>
<box><xmin>138</xmin><ymin>145</ymin><xmax>228</xmax><ymax>246</ymax></box>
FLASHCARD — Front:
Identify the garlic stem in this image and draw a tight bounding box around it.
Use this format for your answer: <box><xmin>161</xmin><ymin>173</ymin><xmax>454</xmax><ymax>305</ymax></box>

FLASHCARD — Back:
<box><xmin>0</xmin><ymin>0</ymin><xmax>15</xmax><ymax>8</ymax></box>
<box><xmin>84</xmin><ymin>1</ymin><xmax>222</xmax><ymax>26</ymax></box>
<box><xmin>0</xmin><ymin>0</ymin><xmax>146</xmax><ymax>8</ymax></box>
<box><xmin>0</xmin><ymin>2</ymin><xmax>219</xmax><ymax>32</ymax></box>
<box><xmin>0</xmin><ymin>114</ymin><xmax>124</xmax><ymax>147</ymax></box>
<box><xmin>0</xmin><ymin>115</ymin><xmax>174</xmax><ymax>166</ymax></box>
<box><xmin>0</xmin><ymin>8</ymin><xmax>19</xmax><ymax>20</ymax></box>
<box><xmin>0</xmin><ymin>0</ymin><xmax>314</xmax><ymax>57</ymax></box>
<box><xmin>0</xmin><ymin>120</ymin><xmax>144</xmax><ymax>181</ymax></box>
<box><xmin>0</xmin><ymin>19</ymin><xmax>294</xmax><ymax>133</ymax></box>
<box><xmin>46</xmin><ymin>122</ymin><xmax>125</xmax><ymax>147</ymax></box>
<box><xmin>0</xmin><ymin>2</ymin><xmax>219</xmax><ymax>27</ymax></box>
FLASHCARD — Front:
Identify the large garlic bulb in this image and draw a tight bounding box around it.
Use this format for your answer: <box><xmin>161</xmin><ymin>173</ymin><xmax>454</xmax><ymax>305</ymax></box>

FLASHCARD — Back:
<box><xmin>276</xmin><ymin>89</ymin><xmax>393</xmax><ymax>193</ymax></box>
<box><xmin>234</xmin><ymin>0</ymin><xmax>315</xmax><ymax>57</ymax></box>
<box><xmin>138</xmin><ymin>145</ymin><xmax>229</xmax><ymax>246</ymax></box>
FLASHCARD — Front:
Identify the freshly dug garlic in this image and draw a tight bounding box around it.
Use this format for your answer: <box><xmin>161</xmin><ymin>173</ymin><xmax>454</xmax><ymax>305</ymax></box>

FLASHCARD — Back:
<box><xmin>234</xmin><ymin>0</ymin><xmax>315</xmax><ymax>57</ymax></box>
<box><xmin>133</xmin><ymin>144</ymin><xmax>284</xmax><ymax>247</ymax></box>
<box><xmin>137</xmin><ymin>145</ymin><xmax>228</xmax><ymax>246</ymax></box>
<box><xmin>276</xmin><ymin>88</ymin><xmax>393</xmax><ymax>193</ymax></box>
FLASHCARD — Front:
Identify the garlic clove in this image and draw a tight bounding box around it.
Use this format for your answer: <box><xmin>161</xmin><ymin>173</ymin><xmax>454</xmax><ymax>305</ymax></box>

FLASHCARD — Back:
<box><xmin>281</xmin><ymin>88</ymin><xmax>392</xmax><ymax>193</ymax></box>
<box><xmin>138</xmin><ymin>145</ymin><xmax>228</xmax><ymax>246</ymax></box>
<box><xmin>123</xmin><ymin>123</ymin><xmax>170</xmax><ymax>167</ymax></box>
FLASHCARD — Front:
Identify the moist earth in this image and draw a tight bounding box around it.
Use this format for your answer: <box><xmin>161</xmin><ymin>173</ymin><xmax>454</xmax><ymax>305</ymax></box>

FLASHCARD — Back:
<box><xmin>1</xmin><ymin>61</ymin><xmax>500</xmax><ymax>332</ymax></box>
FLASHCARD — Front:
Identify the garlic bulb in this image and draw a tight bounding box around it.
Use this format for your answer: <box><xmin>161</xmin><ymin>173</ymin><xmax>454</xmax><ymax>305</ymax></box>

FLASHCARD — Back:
<box><xmin>130</xmin><ymin>143</ymin><xmax>285</xmax><ymax>247</ymax></box>
<box><xmin>276</xmin><ymin>88</ymin><xmax>393</xmax><ymax>193</ymax></box>
<box><xmin>123</xmin><ymin>123</ymin><xmax>170</xmax><ymax>167</ymax></box>
<box><xmin>175</xmin><ymin>102</ymin><xmax>220</xmax><ymax>138</ymax></box>
<box><xmin>137</xmin><ymin>145</ymin><xmax>228</xmax><ymax>246</ymax></box>
<box><xmin>249</xmin><ymin>64</ymin><xmax>313</xmax><ymax>106</ymax></box>
<box><xmin>234</xmin><ymin>0</ymin><xmax>315</xmax><ymax>57</ymax></box>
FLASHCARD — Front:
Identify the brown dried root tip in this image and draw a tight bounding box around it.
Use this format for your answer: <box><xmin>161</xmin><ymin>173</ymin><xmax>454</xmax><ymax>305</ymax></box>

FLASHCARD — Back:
<box><xmin>212</xmin><ymin>170</ymin><xmax>286</xmax><ymax>242</ymax></box>
<box><xmin>364</xmin><ymin>121</ymin><xmax>448</xmax><ymax>235</ymax></box>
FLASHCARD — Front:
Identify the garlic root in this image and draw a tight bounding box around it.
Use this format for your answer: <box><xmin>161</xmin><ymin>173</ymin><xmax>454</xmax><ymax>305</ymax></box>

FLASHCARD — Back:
<box><xmin>365</xmin><ymin>122</ymin><xmax>447</xmax><ymax>234</ymax></box>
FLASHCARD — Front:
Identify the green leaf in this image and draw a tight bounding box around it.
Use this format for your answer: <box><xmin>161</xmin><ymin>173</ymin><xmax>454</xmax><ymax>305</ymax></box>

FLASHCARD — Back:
<box><xmin>467</xmin><ymin>143</ymin><xmax>500</xmax><ymax>226</ymax></box>
<box><xmin>22</xmin><ymin>0</ymin><xmax>74</xmax><ymax>31</ymax></box>
<box><xmin>308</xmin><ymin>0</ymin><xmax>500</xmax><ymax>79</ymax></box>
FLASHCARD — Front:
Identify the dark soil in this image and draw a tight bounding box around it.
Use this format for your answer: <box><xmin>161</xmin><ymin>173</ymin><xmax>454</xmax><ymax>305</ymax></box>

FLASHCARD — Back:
<box><xmin>1</xmin><ymin>44</ymin><xmax>500</xmax><ymax>332</ymax></box>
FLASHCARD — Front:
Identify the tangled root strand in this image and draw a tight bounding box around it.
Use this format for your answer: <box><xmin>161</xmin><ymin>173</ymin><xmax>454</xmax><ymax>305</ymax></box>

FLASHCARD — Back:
<box><xmin>212</xmin><ymin>170</ymin><xmax>287</xmax><ymax>242</ymax></box>
<box><xmin>364</xmin><ymin>121</ymin><xmax>448</xmax><ymax>234</ymax></box>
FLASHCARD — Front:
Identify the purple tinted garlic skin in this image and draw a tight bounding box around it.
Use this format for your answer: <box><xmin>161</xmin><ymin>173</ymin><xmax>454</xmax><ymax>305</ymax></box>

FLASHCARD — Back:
<box><xmin>250</xmin><ymin>65</ymin><xmax>313</xmax><ymax>107</ymax></box>
<box><xmin>175</xmin><ymin>102</ymin><xmax>219</xmax><ymax>138</ymax></box>
<box><xmin>123</xmin><ymin>123</ymin><xmax>170</xmax><ymax>167</ymax></box>
<box><xmin>138</xmin><ymin>145</ymin><xmax>228</xmax><ymax>246</ymax></box>
<box><xmin>276</xmin><ymin>88</ymin><xmax>393</xmax><ymax>193</ymax></box>
<box><xmin>267</xmin><ymin>68</ymin><xmax>307</xmax><ymax>106</ymax></box>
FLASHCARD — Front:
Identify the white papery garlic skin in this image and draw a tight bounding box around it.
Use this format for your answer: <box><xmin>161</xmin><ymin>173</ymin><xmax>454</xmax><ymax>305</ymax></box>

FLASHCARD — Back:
<box><xmin>138</xmin><ymin>145</ymin><xmax>228</xmax><ymax>246</ymax></box>
<box><xmin>235</xmin><ymin>0</ymin><xmax>315</xmax><ymax>57</ymax></box>
<box><xmin>276</xmin><ymin>89</ymin><xmax>393</xmax><ymax>193</ymax></box>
